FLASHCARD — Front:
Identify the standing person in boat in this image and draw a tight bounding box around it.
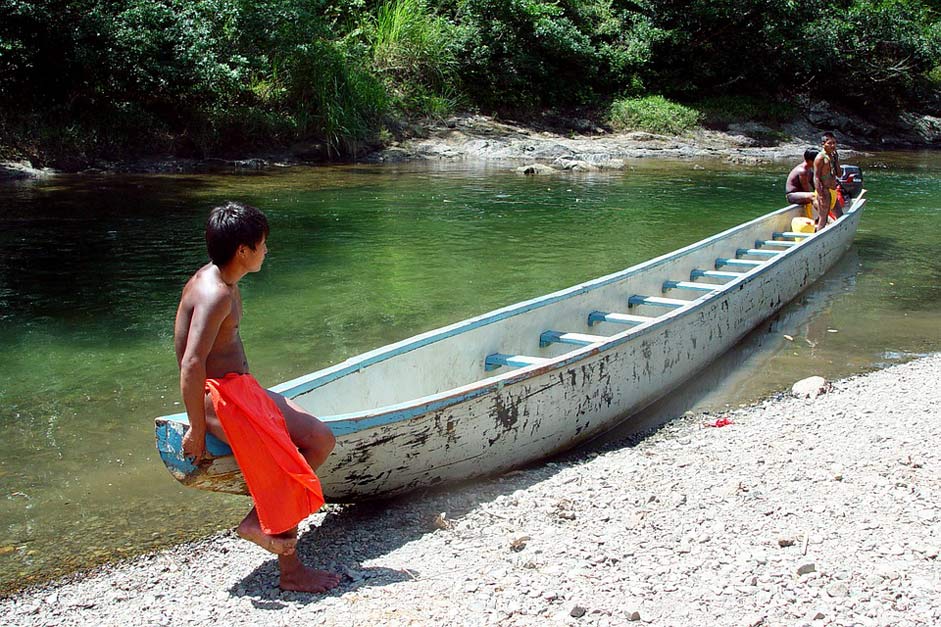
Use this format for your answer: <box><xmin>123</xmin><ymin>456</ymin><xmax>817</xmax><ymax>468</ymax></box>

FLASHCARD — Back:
<box><xmin>812</xmin><ymin>131</ymin><xmax>844</xmax><ymax>230</ymax></box>
<box><xmin>174</xmin><ymin>201</ymin><xmax>340</xmax><ymax>593</ymax></box>
<box><xmin>785</xmin><ymin>148</ymin><xmax>819</xmax><ymax>219</ymax></box>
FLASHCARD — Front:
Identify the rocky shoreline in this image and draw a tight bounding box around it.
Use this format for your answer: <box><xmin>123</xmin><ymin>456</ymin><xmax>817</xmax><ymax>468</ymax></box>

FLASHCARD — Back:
<box><xmin>3</xmin><ymin>354</ymin><xmax>939</xmax><ymax>626</ymax></box>
<box><xmin>367</xmin><ymin>114</ymin><xmax>858</xmax><ymax>172</ymax></box>
<box><xmin>5</xmin><ymin>107</ymin><xmax>940</xmax><ymax>180</ymax></box>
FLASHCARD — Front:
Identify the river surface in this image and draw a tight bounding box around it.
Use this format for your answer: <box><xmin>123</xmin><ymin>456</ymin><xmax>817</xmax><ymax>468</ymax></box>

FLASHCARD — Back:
<box><xmin>1</xmin><ymin>153</ymin><xmax>939</xmax><ymax>593</ymax></box>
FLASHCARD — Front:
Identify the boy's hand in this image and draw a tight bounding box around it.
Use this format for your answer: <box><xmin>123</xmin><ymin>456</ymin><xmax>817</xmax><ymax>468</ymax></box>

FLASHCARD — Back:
<box><xmin>182</xmin><ymin>425</ymin><xmax>207</xmax><ymax>463</ymax></box>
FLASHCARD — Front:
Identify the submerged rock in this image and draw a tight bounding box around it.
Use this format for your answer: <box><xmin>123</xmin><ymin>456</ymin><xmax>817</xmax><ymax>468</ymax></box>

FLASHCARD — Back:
<box><xmin>516</xmin><ymin>163</ymin><xmax>556</xmax><ymax>176</ymax></box>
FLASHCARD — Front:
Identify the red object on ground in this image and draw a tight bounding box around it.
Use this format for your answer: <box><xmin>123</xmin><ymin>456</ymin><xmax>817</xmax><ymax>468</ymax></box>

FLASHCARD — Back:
<box><xmin>206</xmin><ymin>373</ymin><xmax>325</xmax><ymax>534</ymax></box>
<box><xmin>706</xmin><ymin>417</ymin><xmax>734</xmax><ymax>428</ymax></box>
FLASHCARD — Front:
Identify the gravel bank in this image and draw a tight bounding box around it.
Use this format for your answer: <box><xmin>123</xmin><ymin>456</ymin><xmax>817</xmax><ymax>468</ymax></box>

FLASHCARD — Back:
<box><xmin>3</xmin><ymin>354</ymin><xmax>939</xmax><ymax>626</ymax></box>
<box><xmin>370</xmin><ymin>114</ymin><xmax>865</xmax><ymax>169</ymax></box>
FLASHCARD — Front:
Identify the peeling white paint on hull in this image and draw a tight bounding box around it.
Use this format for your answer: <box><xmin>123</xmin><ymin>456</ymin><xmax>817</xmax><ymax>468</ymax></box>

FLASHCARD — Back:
<box><xmin>156</xmin><ymin>194</ymin><xmax>866</xmax><ymax>501</ymax></box>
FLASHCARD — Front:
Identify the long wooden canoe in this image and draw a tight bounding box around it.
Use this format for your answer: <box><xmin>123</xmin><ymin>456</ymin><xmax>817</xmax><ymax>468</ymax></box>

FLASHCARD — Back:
<box><xmin>156</xmin><ymin>191</ymin><xmax>867</xmax><ymax>500</ymax></box>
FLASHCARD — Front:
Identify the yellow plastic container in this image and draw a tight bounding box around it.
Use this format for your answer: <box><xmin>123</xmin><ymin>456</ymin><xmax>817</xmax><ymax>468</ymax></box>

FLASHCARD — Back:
<box><xmin>791</xmin><ymin>217</ymin><xmax>815</xmax><ymax>233</ymax></box>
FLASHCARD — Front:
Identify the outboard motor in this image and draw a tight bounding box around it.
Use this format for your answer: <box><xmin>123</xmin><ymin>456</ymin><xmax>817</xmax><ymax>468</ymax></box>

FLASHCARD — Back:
<box><xmin>839</xmin><ymin>165</ymin><xmax>863</xmax><ymax>201</ymax></box>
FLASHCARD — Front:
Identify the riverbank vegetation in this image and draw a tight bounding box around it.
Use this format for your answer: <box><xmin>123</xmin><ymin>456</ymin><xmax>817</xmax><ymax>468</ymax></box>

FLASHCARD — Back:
<box><xmin>2</xmin><ymin>0</ymin><xmax>939</xmax><ymax>167</ymax></box>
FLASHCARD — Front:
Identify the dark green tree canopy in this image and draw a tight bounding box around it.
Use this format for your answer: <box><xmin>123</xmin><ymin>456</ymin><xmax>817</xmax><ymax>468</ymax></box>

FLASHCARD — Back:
<box><xmin>1</xmin><ymin>0</ymin><xmax>939</xmax><ymax>162</ymax></box>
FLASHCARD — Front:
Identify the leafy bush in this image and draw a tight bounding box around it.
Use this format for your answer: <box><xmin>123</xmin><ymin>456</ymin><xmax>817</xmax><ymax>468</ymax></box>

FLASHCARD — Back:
<box><xmin>0</xmin><ymin>0</ymin><xmax>393</xmax><ymax>157</ymax></box>
<box><xmin>608</xmin><ymin>96</ymin><xmax>700</xmax><ymax>135</ymax></box>
<box><xmin>801</xmin><ymin>0</ymin><xmax>941</xmax><ymax>108</ymax></box>
<box><xmin>639</xmin><ymin>0</ymin><xmax>807</xmax><ymax>99</ymax></box>
<box><xmin>698</xmin><ymin>96</ymin><xmax>797</xmax><ymax>127</ymax></box>
<box><xmin>452</xmin><ymin>0</ymin><xmax>604</xmax><ymax>109</ymax></box>
<box><xmin>274</xmin><ymin>39</ymin><xmax>389</xmax><ymax>154</ymax></box>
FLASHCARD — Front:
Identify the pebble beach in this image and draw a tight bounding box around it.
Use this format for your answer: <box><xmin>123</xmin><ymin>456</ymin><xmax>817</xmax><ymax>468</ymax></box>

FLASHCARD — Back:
<box><xmin>3</xmin><ymin>354</ymin><xmax>939</xmax><ymax>626</ymax></box>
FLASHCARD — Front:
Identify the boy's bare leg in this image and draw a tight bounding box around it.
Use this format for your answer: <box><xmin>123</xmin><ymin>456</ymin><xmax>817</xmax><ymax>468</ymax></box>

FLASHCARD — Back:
<box><xmin>814</xmin><ymin>195</ymin><xmax>828</xmax><ymax>231</ymax></box>
<box><xmin>202</xmin><ymin>395</ymin><xmax>299</xmax><ymax>556</ymax></box>
<box><xmin>266</xmin><ymin>391</ymin><xmax>337</xmax><ymax>471</ymax></box>
<box><xmin>235</xmin><ymin>507</ymin><xmax>298</xmax><ymax>556</ymax></box>
<box><xmin>266</xmin><ymin>391</ymin><xmax>340</xmax><ymax>592</ymax></box>
<box><xmin>206</xmin><ymin>392</ymin><xmax>339</xmax><ymax>587</ymax></box>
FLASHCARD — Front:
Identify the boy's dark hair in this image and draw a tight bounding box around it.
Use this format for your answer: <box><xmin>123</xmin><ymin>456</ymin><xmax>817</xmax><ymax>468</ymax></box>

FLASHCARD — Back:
<box><xmin>205</xmin><ymin>201</ymin><xmax>269</xmax><ymax>267</ymax></box>
<box><xmin>804</xmin><ymin>148</ymin><xmax>819</xmax><ymax>162</ymax></box>
<box><xmin>822</xmin><ymin>131</ymin><xmax>836</xmax><ymax>142</ymax></box>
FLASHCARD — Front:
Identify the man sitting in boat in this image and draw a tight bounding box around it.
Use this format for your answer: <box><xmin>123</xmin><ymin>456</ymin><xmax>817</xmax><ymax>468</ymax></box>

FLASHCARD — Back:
<box><xmin>785</xmin><ymin>148</ymin><xmax>819</xmax><ymax>219</ymax></box>
<box><xmin>174</xmin><ymin>201</ymin><xmax>340</xmax><ymax>593</ymax></box>
<box><xmin>812</xmin><ymin>131</ymin><xmax>844</xmax><ymax>230</ymax></box>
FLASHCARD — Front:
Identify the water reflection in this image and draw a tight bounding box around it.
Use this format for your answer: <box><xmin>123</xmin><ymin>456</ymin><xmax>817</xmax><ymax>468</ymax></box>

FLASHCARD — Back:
<box><xmin>597</xmin><ymin>247</ymin><xmax>865</xmax><ymax>443</ymax></box>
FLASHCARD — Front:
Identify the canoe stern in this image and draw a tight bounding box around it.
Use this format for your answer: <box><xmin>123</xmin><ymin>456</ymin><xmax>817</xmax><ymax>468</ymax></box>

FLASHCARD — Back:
<box><xmin>154</xmin><ymin>417</ymin><xmax>246</xmax><ymax>494</ymax></box>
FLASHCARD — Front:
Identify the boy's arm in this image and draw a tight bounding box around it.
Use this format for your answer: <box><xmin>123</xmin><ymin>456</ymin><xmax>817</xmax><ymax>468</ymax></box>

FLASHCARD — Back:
<box><xmin>813</xmin><ymin>155</ymin><xmax>826</xmax><ymax>194</ymax></box>
<box><xmin>179</xmin><ymin>288</ymin><xmax>231</xmax><ymax>461</ymax></box>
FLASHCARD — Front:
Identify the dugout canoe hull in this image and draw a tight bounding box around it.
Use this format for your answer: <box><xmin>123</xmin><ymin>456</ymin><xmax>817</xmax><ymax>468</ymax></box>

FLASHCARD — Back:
<box><xmin>156</xmin><ymin>192</ymin><xmax>866</xmax><ymax>501</ymax></box>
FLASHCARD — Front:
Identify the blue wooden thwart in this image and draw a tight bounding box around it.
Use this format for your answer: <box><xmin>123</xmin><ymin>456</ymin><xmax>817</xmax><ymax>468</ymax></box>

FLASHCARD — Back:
<box><xmin>662</xmin><ymin>280</ymin><xmax>717</xmax><ymax>293</ymax></box>
<box><xmin>628</xmin><ymin>295</ymin><xmax>688</xmax><ymax>308</ymax></box>
<box><xmin>587</xmin><ymin>311</ymin><xmax>653</xmax><ymax>327</ymax></box>
<box><xmin>756</xmin><ymin>239</ymin><xmax>797</xmax><ymax>248</ymax></box>
<box><xmin>690</xmin><ymin>269</ymin><xmax>740</xmax><ymax>281</ymax></box>
<box><xmin>485</xmin><ymin>353</ymin><xmax>549</xmax><ymax>371</ymax></box>
<box><xmin>771</xmin><ymin>231</ymin><xmax>814</xmax><ymax>239</ymax></box>
<box><xmin>716</xmin><ymin>258</ymin><xmax>762</xmax><ymax>269</ymax></box>
<box><xmin>736</xmin><ymin>248</ymin><xmax>782</xmax><ymax>258</ymax></box>
<box><xmin>539</xmin><ymin>330</ymin><xmax>607</xmax><ymax>348</ymax></box>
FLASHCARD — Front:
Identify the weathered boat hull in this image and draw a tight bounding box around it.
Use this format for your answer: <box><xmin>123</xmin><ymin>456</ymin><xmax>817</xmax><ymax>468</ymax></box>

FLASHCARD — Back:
<box><xmin>156</xmin><ymin>195</ymin><xmax>865</xmax><ymax>500</ymax></box>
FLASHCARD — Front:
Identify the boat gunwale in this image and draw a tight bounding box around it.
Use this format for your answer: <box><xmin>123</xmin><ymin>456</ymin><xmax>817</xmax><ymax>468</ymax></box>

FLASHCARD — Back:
<box><xmin>317</xmin><ymin>197</ymin><xmax>865</xmax><ymax>434</ymax></box>
<box><xmin>277</xmin><ymin>203</ymin><xmax>800</xmax><ymax>394</ymax></box>
<box><xmin>156</xmin><ymin>195</ymin><xmax>865</xmax><ymax>436</ymax></box>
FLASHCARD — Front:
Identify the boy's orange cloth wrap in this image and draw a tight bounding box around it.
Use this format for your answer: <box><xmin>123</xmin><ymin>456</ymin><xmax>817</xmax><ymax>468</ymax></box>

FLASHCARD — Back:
<box><xmin>205</xmin><ymin>373</ymin><xmax>325</xmax><ymax>535</ymax></box>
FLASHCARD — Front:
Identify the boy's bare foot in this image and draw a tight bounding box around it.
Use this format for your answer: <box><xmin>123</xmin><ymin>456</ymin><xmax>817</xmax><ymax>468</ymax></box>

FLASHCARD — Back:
<box><xmin>279</xmin><ymin>554</ymin><xmax>341</xmax><ymax>593</ymax></box>
<box><xmin>236</xmin><ymin>510</ymin><xmax>296</xmax><ymax>556</ymax></box>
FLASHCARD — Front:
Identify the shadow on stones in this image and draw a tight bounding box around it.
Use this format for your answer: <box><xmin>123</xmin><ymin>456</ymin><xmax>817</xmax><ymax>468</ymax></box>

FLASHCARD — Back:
<box><xmin>227</xmin><ymin>454</ymin><xmax>585</xmax><ymax>603</ymax></box>
<box><xmin>229</xmin><ymin>244</ymin><xmax>865</xmax><ymax>604</ymax></box>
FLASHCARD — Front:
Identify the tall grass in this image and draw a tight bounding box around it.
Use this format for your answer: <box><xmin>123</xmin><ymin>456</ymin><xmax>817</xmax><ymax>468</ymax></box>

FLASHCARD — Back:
<box><xmin>608</xmin><ymin>95</ymin><xmax>700</xmax><ymax>135</ymax></box>
<box><xmin>370</xmin><ymin>0</ymin><xmax>449</xmax><ymax>72</ymax></box>
<box><xmin>275</xmin><ymin>40</ymin><xmax>389</xmax><ymax>156</ymax></box>
<box><xmin>364</xmin><ymin>0</ymin><xmax>460</xmax><ymax>117</ymax></box>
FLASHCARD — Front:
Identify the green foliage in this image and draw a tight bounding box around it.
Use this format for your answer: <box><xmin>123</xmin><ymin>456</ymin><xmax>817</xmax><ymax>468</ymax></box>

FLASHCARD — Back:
<box><xmin>452</xmin><ymin>0</ymin><xmax>605</xmax><ymax>109</ymax></box>
<box><xmin>361</xmin><ymin>0</ymin><xmax>462</xmax><ymax>116</ymax></box>
<box><xmin>698</xmin><ymin>96</ymin><xmax>798</xmax><ymax>127</ymax></box>
<box><xmin>1</xmin><ymin>0</ymin><xmax>940</xmax><ymax>163</ymax></box>
<box><xmin>608</xmin><ymin>95</ymin><xmax>700</xmax><ymax>135</ymax></box>
<box><xmin>275</xmin><ymin>39</ymin><xmax>389</xmax><ymax>154</ymax></box>
<box><xmin>929</xmin><ymin>65</ymin><xmax>941</xmax><ymax>86</ymax></box>
<box><xmin>801</xmin><ymin>0</ymin><xmax>941</xmax><ymax>107</ymax></box>
<box><xmin>640</xmin><ymin>0</ymin><xmax>941</xmax><ymax>109</ymax></box>
<box><xmin>639</xmin><ymin>0</ymin><xmax>812</xmax><ymax>98</ymax></box>
<box><xmin>0</xmin><ymin>0</ymin><xmax>392</xmax><ymax>158</ymax></box>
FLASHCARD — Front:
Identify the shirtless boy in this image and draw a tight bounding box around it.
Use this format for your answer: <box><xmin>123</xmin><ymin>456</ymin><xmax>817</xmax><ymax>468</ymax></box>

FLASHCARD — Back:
<box><xmin>785</xmin><ymin>148</ymin><xmax>819</xmax><ymax>217</ymax></box>
<box><xmin>174</xmin><ymin>201</ymin><xmax>340</xmax><ymax>593</ymax></box>
<box><xmin>812</xmin><ymin>132</ymin><xmax>844</xmax><ymax>230</ymax></box>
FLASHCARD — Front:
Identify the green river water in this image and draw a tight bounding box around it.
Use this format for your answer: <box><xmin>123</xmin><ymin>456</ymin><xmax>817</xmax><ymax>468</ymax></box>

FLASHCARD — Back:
<box><xmin>1</xmin><ymin>153</ymin><xmax>939</xmax><ymax>593</ymax></box>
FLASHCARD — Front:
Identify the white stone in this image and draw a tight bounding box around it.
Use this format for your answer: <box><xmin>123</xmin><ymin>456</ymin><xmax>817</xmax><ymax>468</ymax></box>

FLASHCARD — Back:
<box><xmin>792</xmin><ymin>376</ymin><xmax>831</xmax><ymax>398</ymax></box>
